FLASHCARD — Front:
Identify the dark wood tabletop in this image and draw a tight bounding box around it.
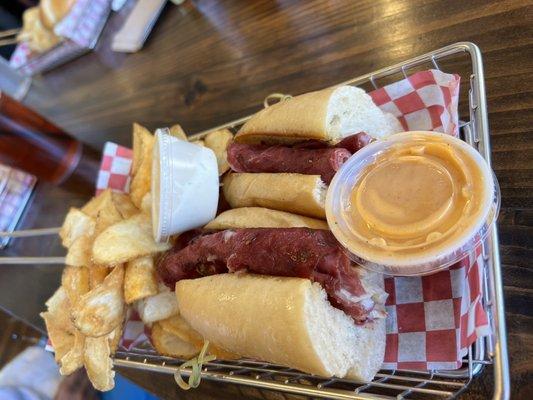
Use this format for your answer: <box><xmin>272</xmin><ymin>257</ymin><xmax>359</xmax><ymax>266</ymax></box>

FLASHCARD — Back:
<box><xmin>11</xmin><ymin>0</ymin><xmax>532</xmax><ymax>398</ymax></box>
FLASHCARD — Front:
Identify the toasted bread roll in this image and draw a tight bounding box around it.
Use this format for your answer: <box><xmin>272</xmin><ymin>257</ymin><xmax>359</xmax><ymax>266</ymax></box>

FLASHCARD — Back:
<box><xmin>235</xmin><ymin>86</ymin><xmax>401</xmax><ymax>144</ymax></box>
<box><xmin>222</xmin><ymin>173</ymin><xmax>326</xmax><ymax>219</ymax></box>
<box><xmin>205</xmin><ymin>207</ymin><xmax>328</xmax><ymax>230</ymax></box>
<box><xmin>176</xmin><ymin>273</ymin><xmax>386</xmax><ymax>380</ymax></box>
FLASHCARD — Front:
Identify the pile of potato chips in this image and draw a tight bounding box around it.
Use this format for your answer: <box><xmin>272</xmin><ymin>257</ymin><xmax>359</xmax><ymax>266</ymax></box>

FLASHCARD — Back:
<box><xmin>41</xmin><ymin>124</ymin><xmax>234</xmax><ymax>391</ymax></box>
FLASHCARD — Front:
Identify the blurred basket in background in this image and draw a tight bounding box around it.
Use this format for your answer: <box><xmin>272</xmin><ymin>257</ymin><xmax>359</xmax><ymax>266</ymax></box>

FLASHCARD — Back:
<box><xmin>9</xmin><ymin>0</ymin><xmax>112</xmax><ymax>76</ymax></box>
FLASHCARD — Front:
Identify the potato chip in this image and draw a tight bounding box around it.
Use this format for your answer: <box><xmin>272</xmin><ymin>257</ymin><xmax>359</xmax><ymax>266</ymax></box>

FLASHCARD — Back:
<box><xmin>191</xmin><ymin>140</ymin><xmax>205</xmax><ymax>147</ymax></box>
<box><xmin>158</xmin><ymin>314</ymin><xmax>239</xmax><ymax>360</ymax></box>
<box><xmin>137</xmin><ymin>289</ymin><xmax>178</xmax><ymax>324</ymax></box>
<box><xmin>204</xmin><ymin>129</ymin><xmax>233</xmax><ymax>175</ymax></box>
<box><xmin>42</xmin><ymin>311</ymin><xmax>75</xmax><ymax>363</ymax></box>
<box><xmin>84</xmin><ymin>335</ymin><xmax>115</xmax><ymax>391</ymax></box>
<box><xmin>112</xmin><ymin>192</ymin><xmax>138</xmax><ymax>219</ymax></box>
<box><xmin>92</xmin><ymin>213</ymin><xmax>170</xmax><ymax>265</ymax></box>
<box><xmin>151</xmin><ymin>322</ymin><xmax>199</xmax><ymax>358</ymax></box>
<box><xmin>124</xmin><ymin>256</ymin><xmax>158</xmax><ymax>304</ymax></box>
<box><xmin>94</xmin><ymin>195</ymin><xmax>123</xmax><ymax>237</ymax></box>
<box><xmin>45</xmin><ymin>285</ymin><xmax>70</xmax><ymax>313</ymax></box>
<box><xmin>108</xmin><ymin>323</ymin><xmax>123</xmax><ymax>355</ymax></box>
<box><xmin>62</xmin><ymin>266</ymin><xmax>90</xmax><ymax>306</ymax></box>
<box><xmin>41</xmin><ymin>287</ymin><xmax>76</xmax><ymax>362</ymax></box>
<box><xmin>131</xmin><ymin>123</ymin><xmax>151</xmax><ymax>177</ymax></box>
<box><xmin>88</xmin><ymin>265</ymin><xmax>109</xmax><ymax>289</ymax></box>
<box><xmin>44</xmin><ymin>282</ymin><xmax>92</xmax><ymax>375</ymax></box>
<box><xmin>130</xmin><ymin>124</ymin><xmax>154</xmax><ymax>207</ymax></box>
<box><xmin>169</xmin><ymin>124</ymin><xmax>187</xmax><ymax>140</ymax></box>
<box><xmin>130</xmin><ymin>160</ymin><xmax>152</xmax><ymax>208</ymax></box>
<box><xmin>159</xmin><ymin>314</ymin><xmax>203</xmax><ymax>347</ymax></box>
<box><xmin>72</xmin><ymin>265</ymin><xmax>125</xmax><ymax>337</ymax></box>
<box><xmin>65</xmin><ymin>235</ymin><xmax>92</xmax><ymax>267</ymax></box>
<box><xmin>59</xmin><ymin>329</ymin><xmax>85</xmax><ymax>375</ymax></box>
<box><xmin>18</xmin><ymin>7</ymin><xmax>61</xmax><ymax>53</ymax></box>
<box><xmin>59</xmin><ymin>208</ymin><xmax>95</xmax><ymax>248</ymax></box>
<box><xmin>140</xmin><ymin>193</ymin><xmax>151</xmax><ymax>215</ymax></box>
<box><xmin>44</xmin><ymin>286</ymin><xmax>75</xmax><ymax>331</ymax></box>
<box><xmin>81</xmin><ymin>190</ymin><xmax>113</xmax><ymax>218</ymax></box>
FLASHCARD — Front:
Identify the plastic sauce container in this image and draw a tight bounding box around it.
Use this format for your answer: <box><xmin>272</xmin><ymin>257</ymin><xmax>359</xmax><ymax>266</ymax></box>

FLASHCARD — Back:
<box><xmin>152</xmin><ymin>129</ymin><xmax>219</xmax><ymax>242</ymax></box>
<box><xmin>326</xmin><ymin>131</ymin><xmax>500</xmax><ymax>276</ymax></box>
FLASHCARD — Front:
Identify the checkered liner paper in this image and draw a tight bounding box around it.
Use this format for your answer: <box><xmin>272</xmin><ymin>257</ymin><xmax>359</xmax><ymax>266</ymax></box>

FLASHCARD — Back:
<box><xmin>96</xmin><ymin>69</ymin><xmax>491</xmax><ymax>371</ymax></box>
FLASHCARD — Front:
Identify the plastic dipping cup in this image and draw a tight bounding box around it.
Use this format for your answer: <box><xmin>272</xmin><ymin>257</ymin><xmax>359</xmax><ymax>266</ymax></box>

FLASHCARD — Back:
<box><xmin>151</xmin><ymin>129</ymin><xmax>219</xmax><ymax>242</ymax></box>
<box><xmin>326</xmin><ymin>131</ymin><xmax>500</xmax><ymax>276</ymax></box>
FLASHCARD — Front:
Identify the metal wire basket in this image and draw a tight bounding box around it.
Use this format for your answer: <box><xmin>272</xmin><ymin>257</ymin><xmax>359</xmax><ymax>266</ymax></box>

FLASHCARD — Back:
<box><xmin>112</xmin><ymin>42</ymin><xmax>510</xmax><ymax>400</ymax></box>
<box><xmin>0</xmin><ymin>42</ymin><xmax>510</xmax><ymax>399</ymax></box>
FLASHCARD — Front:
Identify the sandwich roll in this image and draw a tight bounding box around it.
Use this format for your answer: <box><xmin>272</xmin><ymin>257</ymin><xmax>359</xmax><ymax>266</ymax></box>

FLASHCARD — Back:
<box><xmin>346</xmin><ymin>270</ymin><xmax>386</xmax><ymax>381</ymax></box>
<box><xmin>176</xmin><ymin>273</ymin><xmax>385</xmax><ymax>379</ymax></box>
<box><xmin>223</xmin><ymin>173</ymin><xmax>326</xmax><ymax>219</ymax></box>
<box><xmin>204</xmin><ymin>207</ymin><xmax>328</xmax><ymax>230</ymax></box>
<box><xmin>236</xmin><ymin>86</ymin><xmax>401</xmax><ymax>144</ymax></box>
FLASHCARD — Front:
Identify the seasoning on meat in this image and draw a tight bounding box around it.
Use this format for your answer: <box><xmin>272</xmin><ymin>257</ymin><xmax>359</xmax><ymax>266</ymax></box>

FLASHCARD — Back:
<box><xmin>227</xmin><ymin>132</ymin><xmax>372</xmax><ymax>184</ymax></box>
<box><xmin>158</xmin><ymin>228</ymin><xmax>375</xmax><ymax>323</ymax></box>
<box><xmin>227</xmin><ymin>144</ymin><xmax>350</xmax><ymax>184</ymax></box>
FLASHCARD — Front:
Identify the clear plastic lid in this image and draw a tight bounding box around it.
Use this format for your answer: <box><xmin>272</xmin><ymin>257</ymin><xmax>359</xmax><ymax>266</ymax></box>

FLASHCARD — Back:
<box><xmin>326</xmin><ymin>131</ymin><xmax>500</xmax><ymax>276</ymax></box>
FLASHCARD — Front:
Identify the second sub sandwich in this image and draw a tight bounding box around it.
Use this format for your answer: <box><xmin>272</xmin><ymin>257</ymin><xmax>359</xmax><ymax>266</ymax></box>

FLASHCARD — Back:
<box><xmin>222</xmin><ymin>85</ymin><xmax>402</xmax><ymax>219</ymax></box>
<box><xmin>157</xmin><ymin>207</ymin><xmax>387</xmax><ymax>381</ymax></box>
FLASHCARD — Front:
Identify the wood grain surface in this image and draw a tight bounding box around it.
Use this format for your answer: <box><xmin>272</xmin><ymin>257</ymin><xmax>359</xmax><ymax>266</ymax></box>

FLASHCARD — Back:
<box><xmin>17</xmin><ymin>0</ymin><xmax>533</xmax><ymax>398</ymax></box>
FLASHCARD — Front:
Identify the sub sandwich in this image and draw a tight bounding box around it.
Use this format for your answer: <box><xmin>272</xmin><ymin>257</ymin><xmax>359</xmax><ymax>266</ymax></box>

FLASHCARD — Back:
<box><xmin>222</xmin><ymin>85</ymin><xmax>402</xmax><ymax>218</ymax></box>
<box><xmin>157</xmin><ymin>207</ymin><xmax>388</xmax><ymax>381</ymax></box>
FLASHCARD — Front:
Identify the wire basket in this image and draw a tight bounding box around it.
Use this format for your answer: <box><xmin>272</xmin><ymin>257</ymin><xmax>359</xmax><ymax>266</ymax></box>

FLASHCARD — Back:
<box><xmin>0</xmin><ymin>42</ymin><xmax>510</xmax><ymax>399</ymax></box>
<box><xmin>113</xmin><ymin>42</ymin><xmax>509</xmax><ymax>400</ymax></box>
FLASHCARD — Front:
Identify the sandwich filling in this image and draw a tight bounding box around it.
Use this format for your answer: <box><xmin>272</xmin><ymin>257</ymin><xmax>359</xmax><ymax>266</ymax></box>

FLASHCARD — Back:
<box><xmin>227</xmin><ymin>132</ymin><xmax>371</xmax><ymax>184</ymax></box>
<box><xmin>158</xmin><ymin>228</ymin><xmax>386</xmax><ymax>324</ymax></box>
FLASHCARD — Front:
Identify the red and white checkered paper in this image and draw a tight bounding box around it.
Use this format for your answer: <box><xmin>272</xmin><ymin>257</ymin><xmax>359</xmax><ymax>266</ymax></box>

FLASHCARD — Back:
<box><xmin>97</xmin><ymin>69</ymin><xmax>490</xmax><ymax>370</ymax></box>
<box><xmin>95</xmin><ymin>142</ymin><xmax>133</xmax><ymax>195</ymax></box>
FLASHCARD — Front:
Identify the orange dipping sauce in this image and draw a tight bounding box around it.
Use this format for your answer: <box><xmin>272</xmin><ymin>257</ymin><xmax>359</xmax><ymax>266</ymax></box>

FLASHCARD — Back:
<box><xmin>326</xmin><ymin>132</ymin><xmax>497</xmax><ymax>274</ymax></box>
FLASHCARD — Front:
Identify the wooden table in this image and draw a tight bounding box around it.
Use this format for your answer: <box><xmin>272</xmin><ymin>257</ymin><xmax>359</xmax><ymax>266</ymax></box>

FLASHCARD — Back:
<box><xmin>14</xmin><ymin>0</ymin><xmax>533</xmax><ymax>398</ymax></box>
